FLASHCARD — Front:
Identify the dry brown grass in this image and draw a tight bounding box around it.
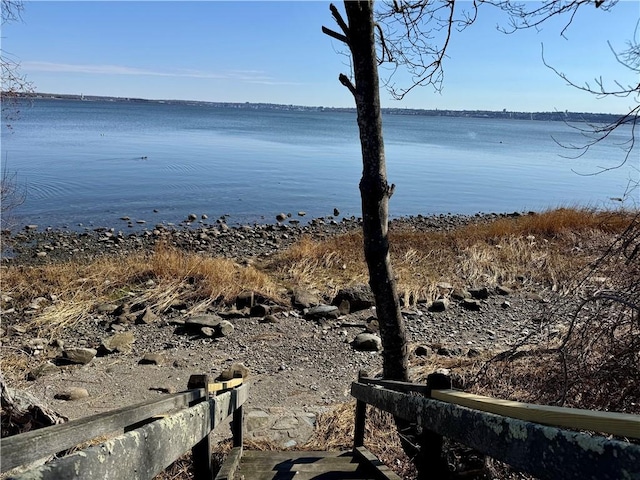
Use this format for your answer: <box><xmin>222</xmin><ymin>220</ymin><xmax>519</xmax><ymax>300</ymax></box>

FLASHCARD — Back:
<box><xmin>1</xmin><ymin>243</ymin><xmax>281</xmax><ymax>337</ymax></box>
<box><xmin>266</xmin><ymin>208</ymin><xmax>635</xmax><ymax>305</ymax></box>
<box><xmin>472</xmin><ymin>213</ymin><xmax>640</xmax><ymax>414</ymax></box>
<box><xmin>3</xmin><ymin>208</ymin><xmax>633</xmax><ymax>339</ymax></box>
<box><xmin>304</xmin><ymin>402</ymin><xmax>417</xmax><ymax>478</ymax></box>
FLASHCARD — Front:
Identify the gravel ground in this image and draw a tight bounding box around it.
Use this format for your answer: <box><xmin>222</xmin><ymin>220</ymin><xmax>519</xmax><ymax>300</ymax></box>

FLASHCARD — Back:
<box><xmin>1</xmin><ymin>212</ymin><xmax>547</xmax><ymax>421</ymax></box>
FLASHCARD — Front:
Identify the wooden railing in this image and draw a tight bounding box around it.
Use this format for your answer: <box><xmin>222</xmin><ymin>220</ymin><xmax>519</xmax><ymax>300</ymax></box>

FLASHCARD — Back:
<box><xmin>1</xmin><ymin>375</ymin><xmax>247</xmax><ymax>480</ymax></box>
<box><xmin>351</xmin><ymin>373</ymin><xmax>640</xmax><ymax>480</ymax></box>
<box><xmin>3</xmin><ymin>370</ymin><xmax>638</xmax><ymax>480</ymax></box>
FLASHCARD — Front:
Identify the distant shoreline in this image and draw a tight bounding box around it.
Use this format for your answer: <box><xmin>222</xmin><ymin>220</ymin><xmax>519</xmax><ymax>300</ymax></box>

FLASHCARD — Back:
<box><xmin>4</xmin><ymin>91</ymin><xmax>624</xmax><ymax>124</ymax></box>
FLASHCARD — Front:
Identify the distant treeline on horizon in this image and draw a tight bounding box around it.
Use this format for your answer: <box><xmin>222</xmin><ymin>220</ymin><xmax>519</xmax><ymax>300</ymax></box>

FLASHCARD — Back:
<box><xmin>4</xmin><ymin>91</ymin><xmax>625</xmax><ymax>124</ymax></box>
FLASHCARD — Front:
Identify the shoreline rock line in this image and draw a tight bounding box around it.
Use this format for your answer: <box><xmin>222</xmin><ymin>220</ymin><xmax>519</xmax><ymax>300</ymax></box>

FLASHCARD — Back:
<box><xmin>3</xmin><ymin>211</ymin><xmax>532</xmax><ymax>265</ymax></box>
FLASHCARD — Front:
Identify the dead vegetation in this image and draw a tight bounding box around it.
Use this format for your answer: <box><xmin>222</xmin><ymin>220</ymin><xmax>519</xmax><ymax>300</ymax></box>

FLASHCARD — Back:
<box><xmin>2</xmin><ymin>208</ymin><xmax>638</xmax><ymax>479</ymax></box>
<box><xmin>265</xmin><ymin>208</ymin><xmax>635</xmax><ymax>305</ymax></box>
<box><xmin>472</xmin><ymin>213</ymin><xmax>640</xmax><ymax>414</ymax></box>
<box><xmin>1</xmin><ymin>242</ymin><xmax>282</xmax><ymax>337</ymax></box>
<box><xmin>2</xmin><ymin>208</ymin><xmax>634</xmax><ymax>339</ymax></box>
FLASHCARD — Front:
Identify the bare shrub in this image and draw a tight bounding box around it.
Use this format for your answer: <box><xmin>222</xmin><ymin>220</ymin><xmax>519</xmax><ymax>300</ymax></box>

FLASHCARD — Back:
<box><xmin>0</xmin><ymin>162</ymin><xmax>26</xmax><ymax>231</ymax></box>
<box><xmin>474</xmin><ymin>214</ymin><xmax>640</xmax><ymax>414</ymax></box>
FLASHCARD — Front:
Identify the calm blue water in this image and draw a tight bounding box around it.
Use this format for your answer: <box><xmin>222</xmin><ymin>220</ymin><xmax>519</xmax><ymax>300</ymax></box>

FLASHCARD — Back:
<box><xmin>1</xmin><ymin>98</ymin><xmax>637</xmax><ymax>230</ymax></box>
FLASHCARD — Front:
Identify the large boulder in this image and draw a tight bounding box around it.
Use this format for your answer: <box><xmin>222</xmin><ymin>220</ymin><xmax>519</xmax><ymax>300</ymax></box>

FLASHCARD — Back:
<box><xmin>218</xmin><ymin>363</ymin><xmax>250</xmax><ymax>381</ymax></box>
<box><xmin>305</xmin><ymin>304</ymin><xmax>340</xmax><ymax>320</ymax></box>
<box><xmin>291</xmin><ymin>288</ymin><xmax>322</xmax><ymax>309</ymax></box>
<box><xmin>62</xmin><ymin>348</ymin><xmax>97</xmax><ymax>364</ymax></box>
<box><xmin>352</xmin><ymin>333</ymin><xmax>382</xmax><ymax>352</ymax></box>
<box><xmin>184</xmin><ymin>314</ymin><xmax>223</xmax><ymax>329</ymax></box>
<box><xmin>332</xmin><ymin>284</ymin><xmax>374</xmax><ymax>313</ymax></box>
<box><xmin>101</xmin><ymin>331</ymin><xmax>135</xmax><ymax>353</ymax></box>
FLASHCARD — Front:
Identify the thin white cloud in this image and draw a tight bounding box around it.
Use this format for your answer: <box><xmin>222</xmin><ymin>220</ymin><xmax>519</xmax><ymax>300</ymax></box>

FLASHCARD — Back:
<box><xmin>22</xmin><ymin>61</ymin><xmax>283</xmax><ymax>83</ymax></box>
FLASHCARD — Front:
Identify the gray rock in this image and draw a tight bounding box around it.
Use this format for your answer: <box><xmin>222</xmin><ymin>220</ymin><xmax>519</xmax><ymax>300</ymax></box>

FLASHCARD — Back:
<box><xmin>292</xmin><ymin>288</ymin><xmax>321</xmax><ymax>309</ymax></box>
<box><xmin>185</xmin><ymin>314</ymin><xmax>222</xmax><ymax>328</ymax></box>
<box><xmin>200</xmin><ymin>327</ymin><xmax>216</xmax><ymax>337</ymax></box>
<box><xmin>260</xmin><ymin>314</ymin><xmax>279</xmax><ymax>324</ymax></box>
<box><xmin>332</xmin><ymin>284</ymin><xmax>374</xmax><ymax>313</ymax></box>
<box><xmin>218</xmin><ymin>363</ymin><xmax>250</xmax><ymax>381</ymax></box>
<box><xmin>101</xmin><ymin>331</ymin><xmax>135</xmax><ymax>353</ymax></box>
<box><xmin>28</xmin><ymin>361</ymin><xmax>60</xmax><ymax>380</ymax></box>
<box><xmin>352</xmin><ymin>333</ymin><xmax>382</xmax><ymax>352</ymax></box>
<box><xmin>414</xmin><ymin>345</ymin><xmax>430</xmax><ymax>357</ymax></box>
<box><xmin>96</xmin><ymin>303</ymin><xmax>120</xmax><ymax>314</ymax></box>
<box><xmin>276</xmin><ymin>213</ymin><xmax>287</xmax><ymax>222</ymax></box>
<box><xmin>333</xmin><ymin>208</ymin><xmax>340</xmax><ymax>216</ymax></box>
<box><xmin>137</xmin><ymin>307</ymin><xmax>159</xmax><ymax>324</ymax></box>
<box><xmin>305</xmin><ymin>304</ymin><xmax>340</xmax><ymax>320</ymax></box>
<box><xmin>272</xmin><ymin>416</ymin><xmax>299</xmax><ymax>430</ymax></box>
<box><xmin>462</xmin><ymin>298</ymin><xmax>482</xmax><ymax>311</ymax></box>
<box><xmin>250</xmin><ymin>304</ymin><xmax>271</xmax><ymax>317</ymax></box>
<box><xmin>469</xmin><ymin>287</ymin><xmax>490</xmax><ymax>300</ymax></box>
<box><xmin>54</xmin><ymin>387</ymin><xmax>89</xmax><ymax>401</ymax></box>
<box><xmin>429</xmin><ymin>298</ymin><xmax>450</xmax><ymax>312</ymax></box>
<box><xmin>63</xmin><ymin>347</ymin><xmax>97</xmax><ymax>364</ymax></box>
<box><xmin>451</xmin><ymin>288</ymin><xmax>471</xmax><ymax>301</ymax></box>
<box><xmin>139</xmin><ymin>353</ymin><xmax>166</xmax><ymax>365</ymax></box>
<box><xmin>217</xmin><ymin>320</ymin><xmax>234</xmax><ymax>337</ymax></box>
<box><xmin>246</xmin><ymin>409</ymin><xmax>271</xmax><ymax>431</ymax></box>
<box><xmin>496</xmin><ymin>285</ymin><xmax>512</xmax><ymax>295</ymax></box>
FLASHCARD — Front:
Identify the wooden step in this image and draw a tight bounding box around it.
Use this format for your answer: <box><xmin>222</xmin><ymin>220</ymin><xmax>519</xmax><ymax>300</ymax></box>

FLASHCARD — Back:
<box><xmin>237</xmin><ymin>451</ymin><xmax>377</xmax><ymax>480</ymax></box>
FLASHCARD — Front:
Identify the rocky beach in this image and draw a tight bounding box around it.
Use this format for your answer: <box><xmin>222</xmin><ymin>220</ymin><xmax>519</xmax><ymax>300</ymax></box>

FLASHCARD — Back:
<box><xmin>1</xmin><ymin>211</ymin><xmax>552</xmax><ymax>451</ymax></box>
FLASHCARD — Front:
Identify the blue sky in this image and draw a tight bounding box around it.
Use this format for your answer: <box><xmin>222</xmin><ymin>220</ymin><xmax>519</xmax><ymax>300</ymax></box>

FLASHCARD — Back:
<box><xmin>3</xmin><ymin>1</ymin><xmax>639</xmax><ymax>113</ymax></box>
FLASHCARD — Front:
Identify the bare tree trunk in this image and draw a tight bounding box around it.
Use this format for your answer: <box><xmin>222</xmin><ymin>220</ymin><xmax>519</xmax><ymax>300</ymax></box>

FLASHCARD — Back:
<box><xmin>323</xmin><ymin>3</ymin><xmax>426</xmax><ymax>476</ymax></box>
<box><xmin>340</xmin><ymin>0</ymin><xmax>409</xmax><ymax>382</ymax></box>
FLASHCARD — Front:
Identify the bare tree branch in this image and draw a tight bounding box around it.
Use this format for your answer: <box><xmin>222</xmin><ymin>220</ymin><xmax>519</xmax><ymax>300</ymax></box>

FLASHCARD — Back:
<box><xmin>376</xmin><ymin>0</ymin><xmax>479</xmax><ymax>99</ymax></box>
<box><xmin>330</xmin><ymin>2</ymin><xmax>351</xmax><ymax>39</ymax></box>
<box><xmin>482</xmin><ymin>0</ymin><xmax>619</xmax><ymax>39</ymax></box>
<box><xmin>322</xmin><ymin>26</ymin><xmax>349</xmax><ymax>45</ymax></box>
<box><xmin>339</xmin><ymin>72</ymin><xmax>357</xmax><ymax>97</ymax></box>
<box><xmin>1</xmin><ymin>0</ymin><xmax>24</xmax><ymax>24</ymax></box>
<box><xmin>1</xmin><ymin>0</ymin><xmax>35</xmax><ymax>126</ymax></box>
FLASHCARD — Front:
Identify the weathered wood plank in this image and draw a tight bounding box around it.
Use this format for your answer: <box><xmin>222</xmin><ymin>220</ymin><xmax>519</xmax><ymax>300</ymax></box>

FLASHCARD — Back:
<box><xmin>351</xmin><ymin>382</ymin><xmax>640</xmax><ymax>480</ymax></box>
<box><xmin>0</xmin><ymin>389</ymin><xmax>205</xmax><ymax>473</ymax></box>
<box><xmin>359</xmin><ymin>377</ymin><xmax>428</xmax><ymax>395</ymax></box>
<box><xmin>214</xmin><ymin>446</ymin><xmax>242</xmax><ymax>480</ymax></box>
<box><xmin>241</xmin><ymin>451</ymin><xmax>350</xmax><ymax>461</ymax></box>
<box><xmin>209</xmin><ymin>378</ymin><xmax>243</xmax><ymax>394</ymax></box>
<box><xmin>353</xmin><ymin>447</ymin><xmax>402</xmax><ymax>480</ymax></box>
<box><xmin>191</xmin><ymin>374</ymin><xmax>213</xmax><ymax>480</ymax></box>
<box><xmin>432</xmin><ymin>389</ymin><xmax>640</xmax><ymax>439</ymax></box>
<box><xmin>238</xmin><ymin>451</ymin><xmax>375</xmax><ymax>480</ymax></box>
<box><xmin>7</xmin><ymin>385</ymin><xmax>249</xmax><ymax>480</ymax></box>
